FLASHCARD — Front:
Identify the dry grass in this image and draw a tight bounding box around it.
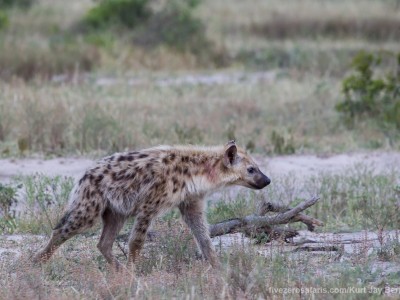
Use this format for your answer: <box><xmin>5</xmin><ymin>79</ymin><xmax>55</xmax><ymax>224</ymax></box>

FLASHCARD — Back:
<box><xmin>1</xmin><ymin>224</ymin><xmax>399</xmax><ymax>299</ymax></box>
<box><xmin>0</xmin><ymin>1</ymin><xmax>398</xmax><ymax>155</ymax></box>
<box><xmin>199</xmin><ymin>0</ymin><xmax>400</xmax><ymax>44</ymax></box>
<box><xmin>1</xmin><ymin>0</ymin><xmax>400</xmax><ymax>79</ymax></box>
<box><xmin>250</xmin><ymin>17</ymin><xmax>400</xmax><ymax>41</ymax></box>
<box><xmin>198</xmin><ymin>0</ymin><xmax>400</xmax><ymax>75</ymax></box>
<box><xmin>0</xmin><ymin>0</ymin><xmax>98</xmax><ymax>80</ymax></box>
<box><xmin>1</xmin><ymin>73</ymin><xmax>397</xmax><ymax>156</ymax></box>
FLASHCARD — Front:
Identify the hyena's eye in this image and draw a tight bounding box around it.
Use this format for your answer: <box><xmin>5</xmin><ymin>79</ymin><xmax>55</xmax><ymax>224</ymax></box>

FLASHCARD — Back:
<box><xmin>247</xmin><ymin>167</ymin><xmax>256</xmax><ymax>174</ymax></box>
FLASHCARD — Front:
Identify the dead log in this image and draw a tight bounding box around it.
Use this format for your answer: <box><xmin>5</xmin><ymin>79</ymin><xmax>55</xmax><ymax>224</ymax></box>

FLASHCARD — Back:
<box><xmin>292</xmin><ymin>245</ymin><xmax>339</xmax><ymax>252</ymax></box>
<box><xmin>209</xmin><ymin>196</ymin><xmax>322</xmax><ymax>241</ymax></box>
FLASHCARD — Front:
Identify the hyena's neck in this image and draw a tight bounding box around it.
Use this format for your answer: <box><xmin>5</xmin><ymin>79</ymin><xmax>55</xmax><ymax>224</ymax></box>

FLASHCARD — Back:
<box><xmin>163</xmin><ymin>146</ymin><xmax>227</xmax><ymax>195</ymax></box>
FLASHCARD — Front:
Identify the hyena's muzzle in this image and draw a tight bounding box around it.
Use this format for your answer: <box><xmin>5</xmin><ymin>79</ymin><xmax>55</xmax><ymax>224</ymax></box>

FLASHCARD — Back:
<box><xmin>249</xmin><ymin>170</ymin><xmax>271</xmax><ymax>190</ymax></box>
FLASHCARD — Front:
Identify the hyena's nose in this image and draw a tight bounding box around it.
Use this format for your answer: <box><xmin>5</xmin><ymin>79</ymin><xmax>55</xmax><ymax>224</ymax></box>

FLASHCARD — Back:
<box><xmin>264</xmin><ymin>175</ymin><xmax>271</xmax><ymax>187</ymax></box>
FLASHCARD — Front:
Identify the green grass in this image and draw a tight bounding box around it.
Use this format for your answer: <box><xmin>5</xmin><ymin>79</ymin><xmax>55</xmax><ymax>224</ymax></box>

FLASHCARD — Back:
<box><xmin>207</xmin><ymin>166</ymin><xmax>400</xmax><ymax>232</ymax></box>
<box><xmin>273</xmin><ymin>166</ymin><xmax>400</xmax><ymax>231</ymax></box>
<box><xmin>4</xmin><ymin>175</ymin><xmax>74</xmax><ymax>234</ymax></box>
<box><xmin>2</xmin><ymin>165</ymin><xmax>398</xmax><ymax>234</ymax></box>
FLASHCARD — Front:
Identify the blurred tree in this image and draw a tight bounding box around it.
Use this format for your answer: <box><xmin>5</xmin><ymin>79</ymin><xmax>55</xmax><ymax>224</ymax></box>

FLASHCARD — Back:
<box><xmin>84</xmin><ymin>0</ymin><xmax>151</xmax><ymax>29</ymax></box>
<box><xmin>0</xmin><ymin>0</ymin><xmax>35</xmax><ymax>9</ymax></box>
<box><xmin>336</xmin><ymin>51</ymin><xmax>400</xmax><ymax>131</ymax></box>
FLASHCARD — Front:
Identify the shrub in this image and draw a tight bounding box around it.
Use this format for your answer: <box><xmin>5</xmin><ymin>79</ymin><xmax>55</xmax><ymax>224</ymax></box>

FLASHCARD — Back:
<box><xmin>78</xmin><ymin>104</ymin><xmax>120</xmax><ymax>152</ymax></box>
<box><xmin>82</xmin><ymin>0</ymin><xmax>213</xmax><ymax>61</ymax></box>
<box><xmin>0</xmin><ymin>0</ymin><xmax>35</xmax><ymax>9</ymax></box>
<box><xmin>270</xmin><ymin>130</ymin><xmax>295</xmax><ymax>155</ymax></box>
<box><xmin>336</xmin><ymin>51</ymin><xmax>400</xmax><ymax>130</ymax></box>
<box><xmin>15</xmin><ymin>175</ymin><xmax>74</xmax><ymax>234</ymax></box>
<box><xmin>0</xmin><ymin>10</ymin><xmax>8</xmax><ymax>30</ymax></box>
<box><xmin>0</xmin><ymin>183</ymin><xmax>18</xmax><ymax>233</ymax></box>
<box><xmin>84</xmin><ymin>0</ymin><xmax>151</xmax><ymax>30</ymax></box>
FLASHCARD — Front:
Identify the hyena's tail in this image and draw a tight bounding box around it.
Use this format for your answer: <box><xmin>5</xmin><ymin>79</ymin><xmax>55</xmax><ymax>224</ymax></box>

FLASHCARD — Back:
<box><xmin>33</xmin><ymin>181</ymin><xmax>105</xmax><ymax>263</ymax></box>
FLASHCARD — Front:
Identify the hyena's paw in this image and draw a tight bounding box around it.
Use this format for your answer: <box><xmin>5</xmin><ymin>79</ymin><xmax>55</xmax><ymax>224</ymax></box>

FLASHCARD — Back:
<box><xmin>31</xmin><ymin>252</ymin><xmax>48</xmax><ymax>265</ymax></box>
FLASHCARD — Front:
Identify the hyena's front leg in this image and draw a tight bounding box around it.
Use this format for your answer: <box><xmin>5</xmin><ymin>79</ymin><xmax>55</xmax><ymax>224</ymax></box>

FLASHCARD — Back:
<box><xmin>178</xmin><ymin>201</ymin><xmax>220</xmax><ymax>268</ymax></box>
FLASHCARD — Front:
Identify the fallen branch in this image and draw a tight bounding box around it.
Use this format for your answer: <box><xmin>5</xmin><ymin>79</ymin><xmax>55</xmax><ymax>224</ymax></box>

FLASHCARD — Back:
<box><xmin>292</xmin><ymin>245</ymin><xmax>339</xmax><ymax>252</ymax></box>
<box><xmin>209</xmin><ymin>196</ymin><xmax>322</xmax><ymax>239</ymax></box>
<box><xmin>259</xmin><ymin>200</ymin><xmax>324</xmax><ymax>231</ymax></box>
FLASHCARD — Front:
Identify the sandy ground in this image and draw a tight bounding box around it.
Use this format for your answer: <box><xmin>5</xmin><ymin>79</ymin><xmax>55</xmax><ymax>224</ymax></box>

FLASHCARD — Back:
<box><xmin>54</xmin><ymin>70</ymin><xmax>277</xmax><ymax>87</ymax></box>
<box><xmin>1</xmin><ymin>151</ymin><xmax>399</xmax><ymax>183</ymax></box>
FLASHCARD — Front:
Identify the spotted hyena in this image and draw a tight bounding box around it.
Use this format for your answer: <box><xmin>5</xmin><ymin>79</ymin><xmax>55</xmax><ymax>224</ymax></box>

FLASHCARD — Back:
<box><xmin>33</xmin><ymin>140</ymin><xmax>270</xmax><ymax>269</ymax></box>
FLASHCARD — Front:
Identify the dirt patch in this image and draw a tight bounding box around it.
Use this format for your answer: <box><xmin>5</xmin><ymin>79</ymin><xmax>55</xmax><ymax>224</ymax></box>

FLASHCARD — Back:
<box><xmin>0</xmin><ymin>158</ymin><xmax>93</xmax><ymax>183</ymax></box>
<box><xmin>260</xmin><ymin>151</ymin><xmax>400</xmax><ymax>177</ymax></box>
<box><xmin>214</xmin><ymin>230</ymin><xmax>400</xmax><ymax>259</ymax></box>
<box><xmin>54</xmin><ymin>71</ymin><xmax>277</xmax><ymax>87</ymax></box>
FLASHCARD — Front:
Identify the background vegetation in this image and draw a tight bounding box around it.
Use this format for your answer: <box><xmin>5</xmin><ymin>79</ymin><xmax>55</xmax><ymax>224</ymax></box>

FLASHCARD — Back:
<box><xmin>0</xmin><ymin>0</ymin><xmax>399</xmax><ymax>156</ymax></box>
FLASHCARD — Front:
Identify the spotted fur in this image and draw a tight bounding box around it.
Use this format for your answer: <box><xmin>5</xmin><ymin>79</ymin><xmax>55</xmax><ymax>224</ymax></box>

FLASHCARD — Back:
<box><xmin>33</xmin><ymin>141</ymin><xmax>270</xmax><ymax>269</ymax></box>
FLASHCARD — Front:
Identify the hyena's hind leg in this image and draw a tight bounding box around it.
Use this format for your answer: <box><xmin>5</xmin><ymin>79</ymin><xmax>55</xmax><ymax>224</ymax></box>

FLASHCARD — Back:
<box><xmin>33</xmin><ymin>211</ymin><xmax>79</xmax><ymax>263</ymax></box>
<box><xmin>127</xmin><ymin>212</ymin><xmax>155</xmax><ymax>266</ymax></box>
<box><xmin>33</xmin><ymin>197</ymin><xmax>103</xmax><ymax>263</ymax></box>
<box><xmin>97</xmin><ymin>207</ymin><xmax>126</xmax><ymax>269</ymax></box>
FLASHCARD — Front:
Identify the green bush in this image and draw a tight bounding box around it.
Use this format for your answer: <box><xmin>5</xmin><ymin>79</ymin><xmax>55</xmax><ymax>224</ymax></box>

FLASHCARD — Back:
<box><xmin>336</xmin><ymin>51</ymin><xmax>400</xmax><ymax>129</ymax></box>
<box><xmin>15</xmin><ymin>175</ymin><xmax>74</xmax><ymax>234</ymax></box>
<box><xmin>82</xmin><ymin>0</ymin><xmax>211</xmax><ymax>58</ymax></box>
<box><xmin>0</xmin><ymin>0</ymin><xmax>35</xmax><ymax>9</ymax></box>
<box><xmin>0</xmin><ymin>10</ymin><xmax>7</xmax><ymax>30</ymax></box>
<box><xmin>84</xmin><ymin>0</ymin><xmax>151</xmax><ymax>30</ymax></box>
<box><xmin>270</xmin><ymin>130</ymin><xmax>295</xmax><ymax>154</ymax></box>
<box><xmin>0</xmin><ymin>183</ymin><xmax>17</xmax><ymax>233</ymax></box>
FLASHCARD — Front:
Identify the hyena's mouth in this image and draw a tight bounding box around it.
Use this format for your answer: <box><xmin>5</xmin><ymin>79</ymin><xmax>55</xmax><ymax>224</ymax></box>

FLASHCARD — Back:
<box><xmin>248</xmin><ymin>175</ymin><xmax>271</xmax><ymax>190</ymax></box>
<box><xmin>248</xmin><ymin>182</ymin><xmax>266</xmax><ymax>190</ymax></box>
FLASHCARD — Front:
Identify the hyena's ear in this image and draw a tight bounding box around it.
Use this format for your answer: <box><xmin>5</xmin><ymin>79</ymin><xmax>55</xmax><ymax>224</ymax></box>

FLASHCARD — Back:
<box><xmin>223</xmin><ymin>142</ymin><xmax>237</xmax><ymax>167</ymax></box>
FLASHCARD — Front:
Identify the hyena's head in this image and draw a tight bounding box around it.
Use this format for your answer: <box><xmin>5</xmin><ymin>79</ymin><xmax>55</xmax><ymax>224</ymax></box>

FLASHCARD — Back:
<box><xmin>221</xmin><ymin>140</ymin><xmax>271</xmax><ymax>190</ymax></box>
